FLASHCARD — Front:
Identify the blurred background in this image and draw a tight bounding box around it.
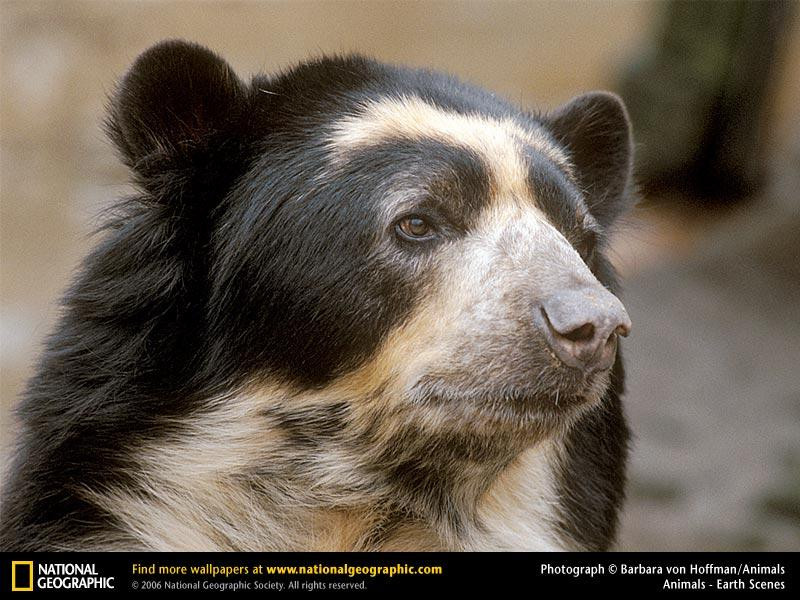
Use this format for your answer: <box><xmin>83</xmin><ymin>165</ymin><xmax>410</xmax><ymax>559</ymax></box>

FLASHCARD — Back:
<box><xmin>1</xmin><ymin>0</ymin><xmax>798</xmax><ymax>550</ymax></box>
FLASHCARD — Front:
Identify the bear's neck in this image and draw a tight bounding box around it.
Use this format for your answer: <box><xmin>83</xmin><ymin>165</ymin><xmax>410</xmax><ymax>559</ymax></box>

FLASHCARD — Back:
<box><xmin>84</xmin><ymin>386</ymin><xmax>571</xmax><ymax>551</ymax></box>
<box><xmin>251</xmin><ymin>404</ymin><xmax>571</xmax><ymax>550</ymax></box>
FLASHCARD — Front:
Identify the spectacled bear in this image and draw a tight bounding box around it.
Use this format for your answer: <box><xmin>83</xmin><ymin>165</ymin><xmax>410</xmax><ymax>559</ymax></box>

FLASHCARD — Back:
<box><xmin>1</xmin><ymin>40</ymin><xmax>634</xmax><ymax>551</ymax></box>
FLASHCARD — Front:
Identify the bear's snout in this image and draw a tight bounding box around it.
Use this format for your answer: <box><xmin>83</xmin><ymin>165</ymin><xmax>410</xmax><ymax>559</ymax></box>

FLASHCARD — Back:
<box><xmin>535</xmin><ymin>286</ymin><xmax>631</xmax><ymax>374</ymax></box>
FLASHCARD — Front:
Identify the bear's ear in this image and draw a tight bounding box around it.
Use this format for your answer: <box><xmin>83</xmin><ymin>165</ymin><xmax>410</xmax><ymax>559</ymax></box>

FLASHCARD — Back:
<box><xmin>546</xmin><ymin>92</ymin><xmax>634</xmax><ymax>227</ymax></box>
<box><xmin>107</xmin><ymin>40</ymin><xmax>247</xmax><ymax>190</ymax></box>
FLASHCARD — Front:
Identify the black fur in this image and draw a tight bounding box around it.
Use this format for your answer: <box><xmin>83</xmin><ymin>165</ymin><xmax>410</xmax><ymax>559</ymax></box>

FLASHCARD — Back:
<box><xmin>548</xmin><ymin>91</ymin><xmax>635</xmax><ymax>228</ymax></box>
<box><xmin>1</xmin><ymin>40</ymin><xmax>633</xmax><ymax>551</ymax></box>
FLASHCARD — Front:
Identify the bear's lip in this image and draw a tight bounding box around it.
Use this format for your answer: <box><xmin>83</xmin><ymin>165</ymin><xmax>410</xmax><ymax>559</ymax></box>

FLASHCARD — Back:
<box><xmin>408</xmin><ymin>369</ymin><xmax>610</xmax><ymax>415</ymax></box>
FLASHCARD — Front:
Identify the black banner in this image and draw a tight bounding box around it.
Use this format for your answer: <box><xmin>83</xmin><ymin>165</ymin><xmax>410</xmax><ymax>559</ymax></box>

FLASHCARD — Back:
<box><xmin>2</xmin><ymin>552</ymin><xmax>797</xmax><ymax>594</ymax></box>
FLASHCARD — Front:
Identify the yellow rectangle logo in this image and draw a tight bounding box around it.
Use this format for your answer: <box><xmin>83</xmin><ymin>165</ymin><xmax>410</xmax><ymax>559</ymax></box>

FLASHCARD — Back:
<box><xmin>11</xmin><ymin>561</ymin><xmax>34</xmax><ymax>592</ymax></box>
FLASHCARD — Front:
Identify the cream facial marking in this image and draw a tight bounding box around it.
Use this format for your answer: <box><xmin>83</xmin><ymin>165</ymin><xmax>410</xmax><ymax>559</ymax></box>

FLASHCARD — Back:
<box><xmin>328</xmin><ymin>95</ymin><xmax>573</xmax><ymax>198</ymax></box>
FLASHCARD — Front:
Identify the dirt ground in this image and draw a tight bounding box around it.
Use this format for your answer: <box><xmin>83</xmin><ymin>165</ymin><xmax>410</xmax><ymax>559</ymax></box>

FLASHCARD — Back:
<box><xmin>615</xmin><ymin>188</ymin><xmax>800</xmax><ymax>551</ymax></box>
<box><xmin>1</xmin><ymin>1</ymin><xmax>798</xmax><ymax>551</ymax></box>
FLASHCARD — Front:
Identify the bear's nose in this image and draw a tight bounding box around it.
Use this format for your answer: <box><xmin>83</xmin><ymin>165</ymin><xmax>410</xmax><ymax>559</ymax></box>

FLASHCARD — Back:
<box><xmin>536</xmin><ymin>288</ymin><xmax>631</xmax><ymax>374</ymax></box>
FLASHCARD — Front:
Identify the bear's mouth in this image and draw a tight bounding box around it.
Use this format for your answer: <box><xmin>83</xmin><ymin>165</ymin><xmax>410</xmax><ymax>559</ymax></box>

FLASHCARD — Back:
<box><xmin>408</xmin><ymin>367</ymin><xmax>611</xmax><ymax>428</ymax></box>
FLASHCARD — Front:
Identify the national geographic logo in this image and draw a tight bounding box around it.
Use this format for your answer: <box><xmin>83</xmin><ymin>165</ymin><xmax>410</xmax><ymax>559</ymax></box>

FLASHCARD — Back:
<box><xmin>10</xmin><ymin>561</ymin><xmax>115</xmax><ymax>591</ymax></box>
<box><xmin>11</xmin><ymin>561</ymin><xmax>33</xmax><ymax>592</ymax></box>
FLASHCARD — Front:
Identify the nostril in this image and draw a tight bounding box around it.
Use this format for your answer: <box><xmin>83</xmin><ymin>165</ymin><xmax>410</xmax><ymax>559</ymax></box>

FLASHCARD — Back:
<box><xmin>615</xmin><ymin>322</ymin><xmax>631</xmax><ymax>337</ymax></box>
<box><xmin>561</xmin><ymin>322</ymin><xmax>595</xmax><ymax>343</ymax></box>
<box><xmin>540</xmin><ymin>306</ymin><xmax>596</xmax><ymax>343</ymax></box>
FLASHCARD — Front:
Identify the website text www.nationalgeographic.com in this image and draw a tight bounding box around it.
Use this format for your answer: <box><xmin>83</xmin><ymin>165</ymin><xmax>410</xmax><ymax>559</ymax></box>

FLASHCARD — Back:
<box><xmin>133</xmin><ymin>562</ymin><xmax>441</xmax><ymax>578</ymax></box>
<box><xmin>129</xmin><ymin>562</ymin><xmax>442</xmax><ymax>591</ymax></box>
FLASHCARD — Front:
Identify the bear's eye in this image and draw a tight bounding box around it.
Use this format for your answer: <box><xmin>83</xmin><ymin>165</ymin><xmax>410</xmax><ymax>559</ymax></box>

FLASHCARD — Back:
<box><xmin>396</xmin><ymin>216</ymin><xmax>436</xmax><ymax>241</ymax></box>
